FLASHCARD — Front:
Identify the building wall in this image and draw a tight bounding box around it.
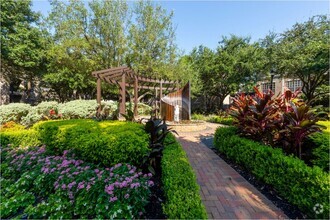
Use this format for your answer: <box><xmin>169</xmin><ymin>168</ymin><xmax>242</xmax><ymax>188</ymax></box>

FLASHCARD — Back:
<box><xmin>257</xmin><ymin>76</ymin><xmax>302</xmax><ymax>96</ymax></box>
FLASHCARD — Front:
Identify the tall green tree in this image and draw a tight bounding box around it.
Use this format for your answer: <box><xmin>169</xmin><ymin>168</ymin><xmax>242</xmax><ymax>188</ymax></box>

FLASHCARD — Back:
<box><xmin>45</xmin><ymin>0</ymin><xmax>178</xmax><ymax>101</ymax></box>
<box><xmin>275</xmin><ymin>15</ymin><xmax>329</xmax><ymax>103</ymax></box>
<box><xmin>1</xmin><ymin>0</ymin><xmax>48</xmax><ymax>102</ymax></box>
<box><xmin>191</xmin><ymin>35</ymin><xmax>263</xmax><ymax>111</ymax></box>
<box><xmin>45</xmin><ymin>0</ymin><xmax>95</xmax><ymax>101</ymax></box>
<box><xmin>127</xmin><ymin>0</ymin><xmax>177</xmax><ymax>78</ymax></box>
<box><xmin>88</xmin><ymin>0</ymin><xmax>130</xmax><ymax>68</ymax></box>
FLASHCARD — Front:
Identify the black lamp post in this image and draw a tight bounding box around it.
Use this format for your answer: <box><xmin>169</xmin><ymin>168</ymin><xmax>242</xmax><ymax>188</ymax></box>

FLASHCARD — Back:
<box><xmin>270</xmin><ymin>69</ymin><xmax>275</xmax><ymax>92</ymax></box>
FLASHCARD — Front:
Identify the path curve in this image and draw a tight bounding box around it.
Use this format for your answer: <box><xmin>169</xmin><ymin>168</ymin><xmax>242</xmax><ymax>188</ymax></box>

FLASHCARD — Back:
<box><xmin>176</xmin><ymin>123</ymin><xmax>287</xmax><ymax>219</ymax></box>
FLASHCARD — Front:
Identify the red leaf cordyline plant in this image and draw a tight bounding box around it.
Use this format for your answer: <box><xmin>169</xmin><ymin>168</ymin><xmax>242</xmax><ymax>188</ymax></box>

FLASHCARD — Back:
<box><xmin>247</xmin><ymin>87</ymin><xmax>281</xmax><ymax>144</ymax></box>
<box><xmin>230</xmin><ymin>87</ymin><xmax>281</xmax><ymax>145</ymax></box>
<box><xmin>281</xmin><ymin>102</ymin><xmax>322</xmax><ymax>159</ymax></box>
<box><xmin>229</xmin><ymin>92</ymin><xmax>255</xmax><ymax>134</ymax></box>
<box><xmin>230</xmin><ymin>86</ymin><xmax>322</xmax><ymax>159</ymax></box>
<box><xmin>274</xmin><ymin>88</ymin><xmax>303</xmax><ymax>113</ymax></box>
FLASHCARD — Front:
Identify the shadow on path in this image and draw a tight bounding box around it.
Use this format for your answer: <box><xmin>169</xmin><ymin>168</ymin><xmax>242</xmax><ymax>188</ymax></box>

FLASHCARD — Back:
<box><xmin>175</xmin><ymin>123</ymin><xmax>286</xmax><ymax>219</ymax></box>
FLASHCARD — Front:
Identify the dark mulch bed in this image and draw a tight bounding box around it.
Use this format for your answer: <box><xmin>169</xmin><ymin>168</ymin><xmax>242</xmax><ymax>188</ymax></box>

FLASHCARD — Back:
<box><xmin>210</xmin><ymin>147</ymin><xmax>308</xmax><ymax>219</ymax></box>
<box><xmin>144</xmin><ymin>175</ymin><xmax>167</xmax><ymax>219</ymax></box>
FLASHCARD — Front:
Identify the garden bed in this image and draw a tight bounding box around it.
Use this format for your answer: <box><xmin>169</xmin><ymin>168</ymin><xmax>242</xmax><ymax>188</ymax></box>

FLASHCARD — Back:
<box><xmin>214</xmin><ymin>126</ymin><xmax>330</xmax><ymax>219</ymax></box>
<box><xmin>0</xmin><ymin>119</ymin><xmax>206</xmax><ymax>219</ymax></box>
<box><xmin>210</xmin><ymin>147</ymin><xmax>306</xmax><ymax>219</ymax></box>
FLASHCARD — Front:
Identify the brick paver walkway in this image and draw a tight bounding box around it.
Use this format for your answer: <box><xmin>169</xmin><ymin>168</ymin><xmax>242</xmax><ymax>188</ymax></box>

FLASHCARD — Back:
<box><xmin>176</xmin><ymin>123</ymin><xmax>287</xmax><ymax>219</ymax></box>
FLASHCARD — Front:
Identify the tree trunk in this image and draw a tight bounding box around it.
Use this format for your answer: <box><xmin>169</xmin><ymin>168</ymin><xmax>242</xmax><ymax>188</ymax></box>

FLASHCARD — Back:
<box><xmin>218</xmin><ymin>96</ymin><xmax>226</xmax><ymax>110</ymax></box>
<box><xmin>26</xmin><ymin>81</ymin><xmax>31</xmax><ymax>103</ymax></box>
<box><xmin>138</xmin><ymin>91</ymin><xmax>152</xmax><ymax>102</ymax></box>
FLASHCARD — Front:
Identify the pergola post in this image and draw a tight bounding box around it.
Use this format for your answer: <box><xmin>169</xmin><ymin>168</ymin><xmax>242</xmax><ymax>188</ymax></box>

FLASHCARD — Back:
<box><xmin>119</xmin><ymin>72</ymin><xmax>126</xmax><ymax>116</ymax></box>
<box><xmin>155</xmin><ymin>88</ymin><xmax>158</xmax><ymax>117</ymax></box>
<box><xmin>97</xmin><ymin>78</ymin><xmax>102</xmax><ymax>114</ymax></box>
<box><xmin>92</xmin><ymin>66</ymin><xmax>185</xmax><ymax>120</ymax></box>
<box><xmin>134</xmin><ymin>76</ymin><xmax>138</xmax><ymax>116</ymax></box>
<box><xmin>159</xmin><ymin>80</ymin><xmax>163</xmax><ymax>116</ymax></box>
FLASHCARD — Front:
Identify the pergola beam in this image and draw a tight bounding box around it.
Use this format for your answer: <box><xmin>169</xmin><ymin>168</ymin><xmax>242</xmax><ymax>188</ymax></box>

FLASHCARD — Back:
<box><xmin>92</xmin><ymin>66</ymin><xmax>180</xmax><ymax>117</ymax></box>
<box><xmin>119</xmin><ymin>73</ymin><xmax>126</xmax><ymax>116</ymax></box>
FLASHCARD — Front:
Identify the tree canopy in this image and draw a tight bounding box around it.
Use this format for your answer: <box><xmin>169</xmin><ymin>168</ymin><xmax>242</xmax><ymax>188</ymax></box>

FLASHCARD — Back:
<box><xmin>42</xmin><ymin>0</ymin><xmax>180</xmax><ymax>101</ymax></box>
<box><xmin>275</xmin><ymin>15</ymin><xmax>329</xmax><ymax>103</ymax></box>
<box><xmin>1</xmin><ymin>0</ymin><xmax>327</xmax><ymax>108</ymax></box>
<box><xmin>190</xmin><ymin>35</ymin><xmax>265</xmax><ymax>111</ymax></box>
<box><xmin>1</xmin><ymin>0</ymin><xmax>47</xmax><ymax>101</ymax></box>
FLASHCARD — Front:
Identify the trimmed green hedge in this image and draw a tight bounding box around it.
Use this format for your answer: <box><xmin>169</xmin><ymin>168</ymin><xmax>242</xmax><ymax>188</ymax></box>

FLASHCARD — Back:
<box><xmin>1</xmin><ymin>120</ymin><xmax>149</xmax><ymax>167</ymax></box>
<box><xmin>207</xmin><ymin>116</ymin><xmax>233</xmax><ymax>125</ymax></box>
<box><xmin>0</xmin><ymin>130</ymin><xmax>40</xmax><ymax>147</ymax></box>
<box><xmin>305</xmin><ymin>132</ymin><xmax>330</xmax><ymax>172</ymax></box>
<box><xmin>214</xmin><ymin>126</ymin><xmax>330</xmax><ymax>219</ymax></box>
<box><xmin>162</xmin><ymin>134</ymin><xmax>207</xmax><ymax>219</ymax></box>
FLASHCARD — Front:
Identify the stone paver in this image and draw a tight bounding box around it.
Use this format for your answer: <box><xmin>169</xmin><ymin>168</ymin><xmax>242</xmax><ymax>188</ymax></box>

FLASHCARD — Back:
<box><xmin>176</xmin><ymin>123</ymin><xmax>287</xmax><ymax>219</ymax></box>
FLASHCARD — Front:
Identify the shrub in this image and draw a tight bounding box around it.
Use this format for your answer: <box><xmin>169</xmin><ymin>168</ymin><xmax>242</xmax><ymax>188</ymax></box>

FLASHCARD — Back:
<box><xmin>143</xmin><ymin>117</ymin><xmax>177</xmax><ymax>175</ymax></box>
<box><xmin>58</xmin><ymin>100</ymin><xmax>100</xmax><ymax>119</ymax></box>
<box><xmin>230</xmin><ymin>87</ymin><xmax>322</xmax><ymax>157</ymax></box>
<box><xmin>162</xmin><ymin>134</ymin><xmax>207</xmax><ymax>219</ymax></box>
<box><xmin>35</xmin><ymin>120</ymin><xmax>149</xmax><ymax>167</ymax></box>
<box><xmin>191</xmin><ymin>114</ymin><xmax>233</xmax><ymax>125</ymax></box>
<box><xmin>304</xmin><ymin>132</ymin><xmax>330</xmax><ymax>172</ymax></box>
<box><xmin>281</xmin><ymin>103</ymin><xmax>322</xmax><ymax>158</ymax></box>
<box><xmin>1</xmin><ymin>146</ymin><xmax>153</xmax><ymax>219</ymax></box>
<box><xmin>58</xmin><ymin>100</ymin><xmax>118</xmax><ymax>120</ymax></box>
<box><xmin>0</xmin><ymin>121</ymin><xmax>25</xmax><ymax>132</ymax></box>
<box><xmin>0</xmin><ymin>103</ymin><xmax>32</xmax><ymax>124</ymax></box>
<box><xmin>20</xmin><ymin>108</ymin><xmax>44</xmax><ymax>127</ymax></box>
<box><xmin>35</xmin><ymin>101</ymin><xmax>59</xmax><ymax>115</ymax></box>
<box><xmin>0</xmin><ymin>130</ymin><xmax>40</xmax><ymax>148</ymax></box>
<box><xmin>207</xmin><ymin>116</ymin><xmax>233</xmax><ymax>125</ymax></box>
<box><xmin>0</xmin><ymin>101</ymin><xmax>152</xmax><ymax>127</ymax></box>
<box><xmin>214</xmin><ymin>126</ymin><xmax>330</xmax><ymax>218</ymax></box>
<box><xmin>191</xmin><ymin>113</ymin><xmax>207</xmax><ymax>121</ymax></box>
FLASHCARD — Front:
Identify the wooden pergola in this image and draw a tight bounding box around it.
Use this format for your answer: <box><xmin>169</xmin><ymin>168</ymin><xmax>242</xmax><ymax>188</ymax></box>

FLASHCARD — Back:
<box><xmin>92</xmin><ymin>66</ymin><xmax>179</xmax><ymax>116</ymax></box>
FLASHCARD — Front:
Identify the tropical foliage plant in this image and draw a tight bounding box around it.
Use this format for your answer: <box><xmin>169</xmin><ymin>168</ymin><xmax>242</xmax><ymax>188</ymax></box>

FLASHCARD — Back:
<box><xmin>281</xmin><ymin>103</ymin><xmax>322</xmax><ymax>158</ymax></box>
<box><xmin>143</xmin><ymin>117</ymin><xmax>177</xmax><ymax>175</ymax></box>
<box><xmin>230</xmin><ymin>87</ymin><xmax>322</xmax><ymax>158</ymax></box>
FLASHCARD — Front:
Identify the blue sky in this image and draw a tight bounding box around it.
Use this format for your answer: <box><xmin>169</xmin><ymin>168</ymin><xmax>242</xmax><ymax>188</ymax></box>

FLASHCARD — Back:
<box><xmin>32</xmin><ymin>0</ymin><xmax>329</xmax><ymax>54</ymax></box>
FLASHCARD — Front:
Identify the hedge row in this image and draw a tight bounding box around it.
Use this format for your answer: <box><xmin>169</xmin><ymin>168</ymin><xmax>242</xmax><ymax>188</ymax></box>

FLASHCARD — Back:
<box><xmin>207</xmin><ymin>116</ymin><xmax>233</xmax><ymax>125</ymax></box>
<box><xmin>305</xmin><ymin>132</ymin><xmax>330</xmax><ymax>172</ymax></box>
<box><xmin>161</xmin><ymin>134</ymin><xmax>207</xmax><ymax>219</ymax></box>
<box><xmin>1</xmin><ymin>120</ymin><xmax>149</xmax><ymax>167</ymax></box>
<box><xmin>0</xmin><ymin>100</ymin><xmax>152</xmax><ymax>126</ymax></box>
<box><xmin>214</xmin><ymin>126</ymin><xmax>330</xmax><ymax>219</ymax></box>
<box><xmin>191</xmin><ymin>114</ymin><xmax>233</xmax><ymax>125</ymax></box>
<box><xmin>0</xmin><ymin>130</ymin><xmax>40</xmax><ymax>147</ymax></box>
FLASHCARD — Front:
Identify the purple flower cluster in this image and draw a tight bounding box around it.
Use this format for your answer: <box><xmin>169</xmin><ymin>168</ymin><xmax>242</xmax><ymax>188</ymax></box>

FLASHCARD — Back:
<box><xmin>5</xmin><ymin>145</ymin><xmax>153</xmax><ymax>217</ymax></box>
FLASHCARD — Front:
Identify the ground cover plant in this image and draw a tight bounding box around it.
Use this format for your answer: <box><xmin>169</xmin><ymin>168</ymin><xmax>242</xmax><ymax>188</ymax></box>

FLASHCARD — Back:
<box><xmin>214</xmin><ymin>126</ymin><xmax>330</xmax><ymax>219</ymax></box>
<box><xmin>1</xmin><ymin>146</ymin><xmax>153</xmax><ymax>219</ymax></box>
<box><xmin>1</xmin><ymin>117</ymin><xmax>207</xmax><ymax>219</ymax></box>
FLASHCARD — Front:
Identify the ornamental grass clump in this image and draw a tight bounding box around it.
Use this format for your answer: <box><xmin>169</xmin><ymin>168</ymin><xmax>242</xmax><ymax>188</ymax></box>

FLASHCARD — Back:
<box><xmin>1</xmin><ymin>146</ymin><xmax>152</xmax><ymax>219</ymax></box>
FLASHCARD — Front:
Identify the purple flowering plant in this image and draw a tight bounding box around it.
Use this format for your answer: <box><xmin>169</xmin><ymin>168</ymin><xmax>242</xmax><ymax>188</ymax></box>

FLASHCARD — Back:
<box><xmin>1</xmin><ymin>145</ymin><xmax>153</xmax><ymax>219</ymax></box>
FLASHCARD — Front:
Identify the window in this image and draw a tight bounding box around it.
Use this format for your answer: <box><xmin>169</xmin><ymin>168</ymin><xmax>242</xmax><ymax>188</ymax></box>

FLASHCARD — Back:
<box><xmin>286</xmin><ymin>79</ymin><xmax>302</xmax><ymax>92</ymax></box>
<box><xmin>261</xmin><ymin>82</ymin><xmax>275</xmax><ymax>94</ymax></box>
